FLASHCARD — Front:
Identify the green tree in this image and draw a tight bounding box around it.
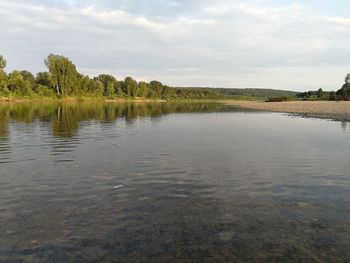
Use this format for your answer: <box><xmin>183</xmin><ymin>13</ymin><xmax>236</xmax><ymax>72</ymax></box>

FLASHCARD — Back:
<box><xmin>0</xmin><ymin>55</ymin><xmax>7</xmax><ymax>93</ymax></box>
<box><xmin>95</xmin><ymin>74</ymin><xmax>117</xmax><ymax>97</ymax></box>
<box><xmin>34</xmin><ymin>72</ymin><xmax>55</xmax><ymax>97</ymax></box>
<box><xmin>329</xmin><ymin>91</ymin><xmax>336</xmax><ymax>100</ymax></box>
<box><xmin>7</xmin><ymin>71</ymin><xmax>32</xmax><ymax>96</ymax></box>
<box><xmin>44</xmin><ymin>54</ymin><xmax>79</xmax><ymax>95</ymax></box>
<box><xmin>35</xmin><ymin>72</ymin><xmax>52</xmax><ymax>88</ymax></box>
<box><xmin>115</xmin><ymin>80</ymin><xmax>125</xmax><ymax>97</ymax></box>
<box><xmin>20</xmin><ymin>70</ymin><xmax>35</xmax><ymax>87</ymax></box>
<box><xmin>124</xmin><ymin>77</ymin><xmax>138</xmax><ymax>97</ymax></box>
<box><xmin>336</xmin><ymin>74</ymin><xmax>350</xmax><ymax>97</ymax></box>
<box><xmin>317</xmin><ymin>88</ymin><xmax>324</xmax><ymax>98</ymax></box>
<box><xmin>0</xmin><ymin>55</ymin><xmax>6</xmax><ymax>71</ymax></box>
<box><xmin>138</xmin><ymin>81</ymin><xmax>149</xmax><ymax>98</ymax></box>
<box><xmin>149</xmin><ymin>81</ymin><xmax>164</xmax><ymax>97</ymax></box>
<box><xmin>105</xmin><ymin>81</ymin><xmax>115</xmax><ymax>97</ymax></box>
<box><xmin>345</xmin><ymin>73</ymin><xmax>350</xmax><ymax>84</ymax></box>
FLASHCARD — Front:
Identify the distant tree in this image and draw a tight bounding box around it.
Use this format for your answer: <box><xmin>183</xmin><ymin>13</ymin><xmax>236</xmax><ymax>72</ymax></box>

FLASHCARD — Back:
<box><xmin>19</xmin><ymin>70</ymin><xmax>35</xmax><ymax>87</ymax></box>
<box><xmin>0</xmin><ymin>70</ymin><xmax>7</xmax><ymax>93</ymax></box>
<box><xmin>44</xmin><ymin>54</ymin><xmax>79</xmax><ymax>95</ymax></box>
<box><xmin>162</xmin><ymin>85</ymin><xmax>176</xmax><ymax>98</ymax></box>
<box><xmin>346</xmin><ymin>73</ymin><xmax>350</xmax><ymax>84</ymax></box>
<box><xmin>35</xmin><ymin>72</ymin><xmax>52</xmax><ymax>88</ymax></box>
<box><xmin>317</xmin><ymin>88</ymin><xmax>324</xmax><ymax>98</ymax></box>
<box><xmin>124</xmin><ymin>77</ymin><xmax>138</xmax><ymax>97</ymax></box>
<box><xmin>87</xmin><ymin>79</ymin><xmax>103</xmax><ymax>96</ymax></box>
<box><xmin>0</xmin><ymin>53</ymin><xmax>233</xmax><ymax>100</ymax></box>
<box><xmin>115</xmin><ymin>80</ymin><xmax>125</xmax><ymax>97</ymax></box>
<box><xmin>0</xmin><ymin>55</ymin><xmax>7</xmax><ymax>92</ymax></box>
<box><xmin>0</xmin><ymin>55</ymin><xmax>6</xmax><ymax>70</ymax></box>
<box><xmin>95</xmin><ymin>74</ymin><xmax>117</xmax><ymax>97</ymax></box>
<box><xmin>149</xmin><ymin>81</ymin><xmax>164</xmax><ymax>97</ymax></box>
<box><xmin>7</xmin><ymin>71</ymin><xmax>32</xmax><ymax>95</ymax></box>
<box><xmin>105</xmin><ymin>81</ymin><xmax>114</xmax><ymax>97</ymax></box>
<box><xmin>329</xmin><ymin>91</ymin><xmax>336</xmax><ymax>100</ymax></box>
<box><xmin>138</xmin><ymin>81</ymin><xmax>149</xmax><ymax>98</ymax></box>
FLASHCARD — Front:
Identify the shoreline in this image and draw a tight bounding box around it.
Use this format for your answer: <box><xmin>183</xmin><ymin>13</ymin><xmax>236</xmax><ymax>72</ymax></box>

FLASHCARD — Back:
<box><xmin>0</xmin><ymin>96</ymin><xmax>222</xmax><ymax>104</ymax></box>
<box><xmin>3</xmin><ymin>97</ymin><xmax>350</xmax><ymax>122</ymax></box>
<box><xmin>0</xmin><ymin>96</ymin><xmax>167</xmax><ymax>103</ymax></box>
<box><xmin>224</xmin><ymin>100</ymin><xmax>350</xmax><ymax>121</ymax></box>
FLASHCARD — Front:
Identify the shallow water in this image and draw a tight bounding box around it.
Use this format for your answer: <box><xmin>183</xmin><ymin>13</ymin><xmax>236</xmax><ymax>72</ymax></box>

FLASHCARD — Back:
<box><xmin>0</xmin><ymin>102</ymin><xmax>350</xmax><ymax>262</ymax></box>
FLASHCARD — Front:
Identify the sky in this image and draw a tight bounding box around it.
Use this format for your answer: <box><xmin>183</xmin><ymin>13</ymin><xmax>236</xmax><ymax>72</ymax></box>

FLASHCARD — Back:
<box><xmin>0</xmin><ymin>0</ymin><xmax>349</xmax><ymax>91</ymax></box>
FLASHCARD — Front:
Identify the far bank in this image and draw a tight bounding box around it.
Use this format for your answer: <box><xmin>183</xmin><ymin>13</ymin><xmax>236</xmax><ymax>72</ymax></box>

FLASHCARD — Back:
<box><xmin>225</xmin><ymin>100</ymin><xmax>350</xmax><ymax>121</ymax></box>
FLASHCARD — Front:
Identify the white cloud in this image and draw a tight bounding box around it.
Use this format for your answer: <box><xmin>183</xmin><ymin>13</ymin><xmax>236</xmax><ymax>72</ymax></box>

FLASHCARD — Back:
<box><xmin>0</xmin><ymin>0</ymin><xmax>349</xmax><ymax>91</ymax></box>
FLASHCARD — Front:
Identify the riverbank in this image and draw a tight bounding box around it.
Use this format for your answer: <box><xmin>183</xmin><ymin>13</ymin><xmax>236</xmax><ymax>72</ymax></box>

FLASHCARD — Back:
<box><xmin>0</xmin><ymin>96</ymin><xmax>167</xmax><ymax>103</ymax></box>
<box><xmin>225</xmin><ymin>100</ymin><xmax>350</xmax><ymax>121</ymax></box>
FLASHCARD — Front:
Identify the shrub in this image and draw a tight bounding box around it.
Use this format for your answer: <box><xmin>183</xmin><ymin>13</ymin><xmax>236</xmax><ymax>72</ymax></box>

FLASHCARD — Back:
<box><xmin>266</xmin><ymin>96</ymin><xmax>290</xmax><ymax>102</ymax></box>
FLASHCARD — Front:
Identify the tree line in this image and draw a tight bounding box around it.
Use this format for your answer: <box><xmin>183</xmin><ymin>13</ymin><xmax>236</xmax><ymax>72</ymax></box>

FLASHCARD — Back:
<box><xmin>297</xmin><ymin>74</ymin><xmax>350</xmax><ymax>101</ymax></box>
<box><xmin>0</xmin><ymin>54</ymin><xmax>221</xmax><ymax>100</ymax></box>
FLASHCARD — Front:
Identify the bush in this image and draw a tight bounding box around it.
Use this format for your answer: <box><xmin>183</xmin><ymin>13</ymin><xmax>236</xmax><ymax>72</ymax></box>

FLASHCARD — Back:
<box><xmin>34</xmin><ymin>85</ymin><xmax>56</xmax><ymax>97</ymax></box>
<box><xmin>266</xmin><ymin>96</ymin><xmax>291</xmax><ymax>102</ymax></box>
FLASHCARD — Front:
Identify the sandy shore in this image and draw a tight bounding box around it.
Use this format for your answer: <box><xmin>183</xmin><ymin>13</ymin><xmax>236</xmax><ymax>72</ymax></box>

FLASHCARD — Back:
<box><xmin>225</xmin><ymin>100</ymin><xmax>350</xmax><ymax>121</ymax></box>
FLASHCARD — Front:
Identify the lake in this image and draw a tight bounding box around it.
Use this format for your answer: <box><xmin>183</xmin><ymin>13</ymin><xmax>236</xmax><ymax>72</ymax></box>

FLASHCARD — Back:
<box><xmin>0</xmin><ymin>102</ymin><xmax>350</xmax><ymax>262</ymax></box>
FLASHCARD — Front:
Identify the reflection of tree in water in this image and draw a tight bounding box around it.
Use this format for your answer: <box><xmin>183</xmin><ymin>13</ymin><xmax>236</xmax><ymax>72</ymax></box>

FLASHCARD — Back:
<box><xmin>0</xmin><ymin>102</ymin><xmax>223</xmax><ymax>140</ymax></box>
<box><xmin>0</xmin><ymin>107</ymin><xmax>11</xmax><ymax>162</ymax></box>
<box><xmin>341</xmin><ymin>121</ymin><xmax>347</xmax><ymax>131</ymax></box>
<box><xmin>0</xmin><ymin>106</ymin><xmax>9</xmax><ymax>140</ymax></box>
<box><xmin>52</xmin><ymin>105</ymin><xmax>81</xmax><ymax>138</ymax></box>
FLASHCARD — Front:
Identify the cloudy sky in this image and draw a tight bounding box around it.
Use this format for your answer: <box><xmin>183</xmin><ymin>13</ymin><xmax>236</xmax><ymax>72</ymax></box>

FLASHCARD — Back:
<box><xmin>0</xmin><ymin>0</ymin><xmax>349</xmax><ymax>91</ymax></box>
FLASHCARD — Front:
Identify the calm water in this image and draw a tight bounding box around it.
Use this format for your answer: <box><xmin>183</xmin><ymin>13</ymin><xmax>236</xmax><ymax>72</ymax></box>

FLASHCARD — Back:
<box><xmin>0</xmin><ymin>102</ymin><xmax>350</xmax><ymax>262</ymax></box>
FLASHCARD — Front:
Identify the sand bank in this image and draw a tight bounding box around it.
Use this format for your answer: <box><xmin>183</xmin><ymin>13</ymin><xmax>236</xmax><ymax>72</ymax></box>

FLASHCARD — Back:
<box><xmin>225</xmin><ymin>100</ymin><xmax>350</xmax><ymax>121</ymax></box>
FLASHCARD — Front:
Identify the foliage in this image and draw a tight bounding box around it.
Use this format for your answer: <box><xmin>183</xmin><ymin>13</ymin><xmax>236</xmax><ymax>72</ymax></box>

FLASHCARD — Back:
<box><xmin>7</xmin><ymin>71</ymin><xmax>33</xmax><ymax>96</ymax></box>
<box><xmin>208</xmin><ymin>88</ymin><xmax>298</xmax><ymax>99</ymax></box>
<box><xmin>0</xmin><ymin>53</ymin><xmax>225</xmax><ymax>100</ymax></box>
<box><xmin>266</xmin><ymin>96</ymin><xmax>291</xmax><ymax>102</ymax></box>
<box><xmin>1</xmin><ymin>53</ymin><xmax>348</xmax><ymax>102</ymax></box>
<box><xmin>0</xmin><ymin>70</ymin><xmax>7</xmax><ymax>93</ymax></box>
<box><xmin>0</xmin><ymin>55</ymin><xmax>6</xmax><ymax>70</ymax></box>
<box><xmin>44</xmin><ymin>54</ymin><xmax>79</xmax><ymax>95</ymax></box>
<box><xmin>335</xmin><ymin>74</ymin><xmax>350</xmax><ymax>100</ymax></box>
<box><xmin>298</xmin><ymin>74</ymin><xmax>350</xmax><ymax>101</ymax></box>
<box><xmin>345</xmin><ymin>73</ymin><xmax>350</xmax><ymax>84</ymax></box>
<box><xmin>36</xmin><ymin>72</ymin><xmax>52</xmax><ymax>88</ymax></box>
<box><xmin>35</xmin><ymin>84</ymin><xmax>56</xmax><ymax>97</ymax></box>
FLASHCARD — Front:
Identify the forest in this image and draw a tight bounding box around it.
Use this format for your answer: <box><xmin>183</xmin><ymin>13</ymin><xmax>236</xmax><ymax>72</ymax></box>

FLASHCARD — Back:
<box><xmin>0</xmin><ymin>54</ymin><xmax>222</xmax><ymax>100</ymax></box>
<box><xmin>2</xmin><ymin>53</ymin><xmax>348</xmax><ymax>101</ymax></box>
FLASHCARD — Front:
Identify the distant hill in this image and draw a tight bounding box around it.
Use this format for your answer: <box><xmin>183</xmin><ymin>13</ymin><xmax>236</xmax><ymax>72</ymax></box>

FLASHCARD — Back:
<box><xmin>214</xmin><ymin>88</ymin><xmax>298</xmax><ymax>98</ymax></box>
<box><xmin>175</xmin><ymin>87</ymin><xmax>298</xmax><ymax>99</ymax></box>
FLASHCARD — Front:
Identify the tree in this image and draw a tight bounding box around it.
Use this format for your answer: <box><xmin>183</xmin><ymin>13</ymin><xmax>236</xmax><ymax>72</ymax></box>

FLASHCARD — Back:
<box><xmin>95</xmin><ymin>74</ymin><xmax>117</xmax><ymax>97</ymax></box>
<box><xmin>317</xmin><ymin>88</ymin><xmax>324</xmax><ymax>98</ymax></box>
<box><xmin>345</xmin><ymin>73</ymin><xmax>350</xmax><ymax>84</ymax></box>
<box><xmin>44</xmin><ymin>54</ymin><xmax>79</xmax><ymax>95</ymax></box>
<box><xmin>124</xmin><ymin>77</ymin><xmax>138</xmax><ymax>97</ymax></box>
<box><xmin>0</xmin><ymin>55</ymin><xmax>6</xmax><ymax>70</ymax></box>
<box><xmin>7</xmin><ymin>71</ymin><xmax>32</xmax><ymax>95</ymax></box>
<box><xmin>0</xmin><ymin>70</ymin><xmax>7</xmax><ymax>93</ymax></box>
<box><xmin>115</xmin><ymin>80</ymin><xmax>125</xmax><ymax>97</ymax></box>
<box><xmin>138</xmin><ymin>81</ymin><xmax>149</xmax><ymax>98</ymax></box>
<box><xmin>105</xmin><ymin>81</ymin><xmax>115</xmax><ymax>97</ymax></box>
<box><xmin>35</xmin><ymin>72</ymin><xmax>52</xmax><ymax>88</ymax></box>
<box><xmin>0</xmin><ymin>55</ymin><xmax>7</xmax><ymax>92</ymax></box>
<box><xmin>329</xmin><ymin>91</ymin><xmax>336</xmax><ymax>100</ymax></box>
<box><xmin>336</xmin><ymin>84</ymin><xmax>350</xmax><ymax>97</ymax></box>
<box><xmin>19</xmin><ymin>70</ymin><xmax>35</xmax><ymax>87</ymax></box>
<box><xmin>149</xmin><ymin>81</ymin><xmax>164</xmax><ymax>97</ymax></box>
<box><xmin>87</xmin><ymin>79</ymin><xmax>103</xmax><ymax>96</ymax></box>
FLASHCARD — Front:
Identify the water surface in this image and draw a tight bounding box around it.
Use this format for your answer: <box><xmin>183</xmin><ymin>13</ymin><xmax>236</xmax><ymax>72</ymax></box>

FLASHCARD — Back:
<box><xmin>0</xmin><ymin>102</ymin><xmax>350</xmax><ymax>262</ymax></box>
